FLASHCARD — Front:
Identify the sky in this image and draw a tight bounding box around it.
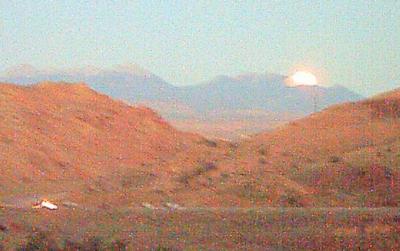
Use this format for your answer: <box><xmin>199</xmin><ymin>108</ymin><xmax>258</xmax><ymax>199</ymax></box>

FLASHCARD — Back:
<box><xmin>0</xmin><ymin>1</ymin><xmax>399</xmax><ymax>96</ymax></box>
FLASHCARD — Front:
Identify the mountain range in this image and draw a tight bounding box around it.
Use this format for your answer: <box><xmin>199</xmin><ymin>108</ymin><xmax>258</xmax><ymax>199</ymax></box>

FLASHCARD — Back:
<box><xmin>0</xmin><ymin>64</ymin><xmax>363</xmax><ymax>139</ymax></box>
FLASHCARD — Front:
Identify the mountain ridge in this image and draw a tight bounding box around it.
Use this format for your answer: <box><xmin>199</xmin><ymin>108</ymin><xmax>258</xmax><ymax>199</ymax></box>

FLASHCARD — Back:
<box><xmin>1</xmin><ymin>65</ymin><xmax>364</xmax><ymax>139</ymax></box>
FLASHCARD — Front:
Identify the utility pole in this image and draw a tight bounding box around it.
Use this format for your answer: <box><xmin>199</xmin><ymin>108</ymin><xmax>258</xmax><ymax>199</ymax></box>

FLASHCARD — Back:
<box><xmin>312</xmin><ymin>85</ymin><xmax>318</xmax><ymax>113</ymax></box>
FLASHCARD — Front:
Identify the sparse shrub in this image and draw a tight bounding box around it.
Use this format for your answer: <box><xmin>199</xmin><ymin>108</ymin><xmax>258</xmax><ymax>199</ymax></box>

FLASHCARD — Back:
<box><xmin>63</xmin><ymin>239</ymin><xmax>83</xmax><ymax>250</ymax></box>
<box><xmin>193</xmin><ymin>166</ymin><xmax>204</xmax><ymax>176</ymax></box>
<box><xmin>177</xmin><ymin>162</ymin><xmax>217</xmax><ymax>185</ymax></box>
<box><xmin>121</xmin><ymin>171</ymin><xmax>155</xmax><ymax>189</ymax></box>
<box><xmin>238</xmin><ymin>182</ymin><xmax>269</xmax><ymax>202</ymax></box>
<box><xmin>394</xmin><ymin>215</ymin><xmax>400</xmax><ymax>224</ymax></box>
<box><xmin>229</xmin><ymin>142</ymin><xmax>239</xmax><ymax>149</ymax></box>
<box><xmin>82</xmin><ymin>236</ymin><xmax>104</xmax><ymax>251</ymax></box>
<box><xmin>0</xmin><ymin>136</ymin><xmax>13</xmax><ymax>144</ymax></box>
<box><xmin>110</xmin><ymin>239</ymin><xmax>129</xmax><ymax>250</ymax></box>
<box><xmin>290</xmin><ymin>163</ymin><xmax>299</xmax><ymax>170</ymax></box>
<box><xmin>155</xmin><ymin>246</ymin><xmax>172</xmax><ymax>251</ymax></box>
<box><xmin>384</xmin><ymin>166</ymin><xmax>392</xmax><ymax>178</ymax></box>
<box><xmin>201</xmin><ymin>139</ymin><xmax>217</xmax><ymax>147</ymax></box>
<box><xmin>287</xmin><ymin>195</ymin><xmax>301</xmax><ymax>207</ymax></box>
<box><xmin>329</xmin><ymin>156</ymin><xmax>341</xmax><ymax>163</ymax></box>
<box><xmin>259</xmin><ymin>146</ymin><xmax>267</xmax><ymax>156</ymax></box>
<box><xmin>280</xmin><ymin>194</ymin><xmax>303</xmax><ymax>207</ymax></box>
<box><xmin>202</xmin><ymin>162</ymin><xmax>217</xmax><ymax>171</ymax></box>
<box><xmin>220</xmin><ymin>172</ymin><xmax>229</xmax><ymax>179</ymax></box>
<box><xmin>194</xmin><ymin>162</ymin><xmax>217</xmax><ymax>175</ymax></box>
<box><xmin>18</xmin><ymin>231</ymin><xmax>59</xmax><ymax>251</ymax></box>
<box><xmin>177</xmin><ymin>173</ymin><xmax>191</xmax><ymax>185</ymax></box>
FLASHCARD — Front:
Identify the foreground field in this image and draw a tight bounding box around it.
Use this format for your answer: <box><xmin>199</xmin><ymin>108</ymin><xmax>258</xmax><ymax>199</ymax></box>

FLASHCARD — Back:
<box><xmin>0</xmin><ymin>207</ymin><xmax>399</xmax><ymax>250</ymax></box>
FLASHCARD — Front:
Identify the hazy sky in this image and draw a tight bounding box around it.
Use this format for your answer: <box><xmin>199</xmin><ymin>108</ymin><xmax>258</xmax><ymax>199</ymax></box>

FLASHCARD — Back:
<box><xmin>0</xmin><ymin>1</ymin><xmax>399</xmax><ymax>95</ymax></box>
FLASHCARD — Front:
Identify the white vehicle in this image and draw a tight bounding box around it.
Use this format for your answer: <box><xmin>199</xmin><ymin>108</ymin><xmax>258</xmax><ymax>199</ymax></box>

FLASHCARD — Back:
<box><xmin>32</xmin><ymin>199</ymin><xmax>58</xmax><ymax>210</ymax></box>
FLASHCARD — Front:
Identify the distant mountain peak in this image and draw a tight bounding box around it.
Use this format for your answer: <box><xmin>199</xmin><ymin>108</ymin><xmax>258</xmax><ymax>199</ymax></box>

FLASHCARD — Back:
<box><xmin>112</xmin><ymin>63</ymin><xmax>153</xmax><ymax>77</ymax></box>
<box><xmin>233</xmin><ymin>72</ymin><xmax>284</xmax><ymax>81</ymax></box>
<box><xmin>1</xmin><ymin>63</ymin><xmax>154</xmax><ymax>79</ymax></box>
<box><xmin>63</xmin><ymin>65</ymin><xmax>103</xmax><ymax>76</ymax></box>
<box><xmin>3</xmin><ymin>64</ymin><xmax>40</xmax><ymax>78</ymax></box>
<box><xmin>205</xmin><ymin>72</ymin><xmax>285</xmax><ymax>85</ymax></box>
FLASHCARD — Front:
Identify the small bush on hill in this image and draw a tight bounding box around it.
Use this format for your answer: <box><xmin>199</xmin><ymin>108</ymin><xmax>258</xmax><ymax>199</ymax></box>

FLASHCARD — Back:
<box><xmin>177</xmin><ymin>161</ymin><xmax>217</xmax><ymax>185</ymax></box>
<box><xmin>200</xmin><ymin>139</ymin><xmax>217</xmax><ymax>147</ymax></box>
<box><xmin>329</xmin><ymin>156</ymin><xmax>341</xmax><ymax>163</ymax></box>
<box><xmin>177</xmin><ymin>172</ymin><xmax>191</xmax><ymax>185</ymax></box>
<box><xmin>280</xmin><ymin>194</ymin><xmax>304</xmax><ymax>207</ymax></box>
<box><xmin>259</xmin><ymin>146</ymin><xmax>267</xmax><ymax>156</ymax></box>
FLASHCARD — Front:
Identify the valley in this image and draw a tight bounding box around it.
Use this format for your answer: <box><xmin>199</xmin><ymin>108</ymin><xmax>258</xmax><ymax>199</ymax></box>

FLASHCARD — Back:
<box><xmin>0</xmin><ymin>82</ymin><xmax>399</xmax><ymax>249</ymax></box>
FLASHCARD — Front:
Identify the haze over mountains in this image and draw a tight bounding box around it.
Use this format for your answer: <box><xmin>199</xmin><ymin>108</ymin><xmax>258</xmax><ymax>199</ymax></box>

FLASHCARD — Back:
<box><xmin>0</xmin><ymin>64</ymin><xmax>363</xmax><ymax>139</ymax></box>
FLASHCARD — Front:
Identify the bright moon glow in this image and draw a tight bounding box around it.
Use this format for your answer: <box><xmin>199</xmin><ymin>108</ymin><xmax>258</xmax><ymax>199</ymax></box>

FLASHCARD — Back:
<box><xmin>291</xmin><ymin>71</ymin><xmax>318</xmax><ymax>86</ymax></box>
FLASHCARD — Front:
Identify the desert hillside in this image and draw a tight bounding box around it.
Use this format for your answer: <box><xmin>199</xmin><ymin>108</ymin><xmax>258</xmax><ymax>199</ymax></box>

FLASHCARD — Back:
<box><xmin>0</xmin><ymin>82</ymin><xmax>398</xmax><ymax>209</ymax></box>
<box><xmin>0</xmin><ymin>82</ymin><xmax>320</xmax><ymax>209</ymax></box>
<box><xmin>0</xmin><ymin>82</ymin><xmax>232</xmax><ymax>207</ymax></box>
<box><xmin>238</xmin><ymin>88</ymin><xmax>400</xmax><ymax>206</ymax></box>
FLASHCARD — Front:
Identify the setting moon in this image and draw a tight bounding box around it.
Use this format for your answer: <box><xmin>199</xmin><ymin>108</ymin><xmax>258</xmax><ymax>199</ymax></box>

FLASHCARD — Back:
<box><xmin>291</xmin><ymin>71</ymin><xmax>318</xmax><ymax>86</ymax></box>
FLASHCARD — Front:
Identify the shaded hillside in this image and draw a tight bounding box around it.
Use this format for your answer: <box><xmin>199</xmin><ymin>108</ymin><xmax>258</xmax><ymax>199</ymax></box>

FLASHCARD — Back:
<box><xmin>239</xmin><ymin>88</ymin><xmax>400</xmax><ymax>206</ymax></box>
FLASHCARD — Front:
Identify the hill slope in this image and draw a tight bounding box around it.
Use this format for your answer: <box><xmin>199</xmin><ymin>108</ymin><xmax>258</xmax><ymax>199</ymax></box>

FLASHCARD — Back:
<box><xmin>239</xmin><ymin>88</ymin><xmax>400</xmax><ymax>206</ymax></box>
<box><xmin>0</xmin><ymin>82</ymin><xmax>230</xmax><ymax>207</ymax></box>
